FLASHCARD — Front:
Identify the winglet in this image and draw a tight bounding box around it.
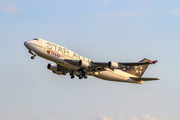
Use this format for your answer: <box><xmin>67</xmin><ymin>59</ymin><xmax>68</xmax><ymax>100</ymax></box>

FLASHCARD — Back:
<box><xmin>151</xmin><ymin>60</ymin><xmax>158</xmax><ymax>64</ymax></box>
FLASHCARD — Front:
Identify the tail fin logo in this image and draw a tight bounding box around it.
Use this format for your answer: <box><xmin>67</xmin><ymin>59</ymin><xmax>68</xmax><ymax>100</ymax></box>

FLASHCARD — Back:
<box><xmin>125</xmin><ymin>58</ymin><xmax>151</xmax><ymax>77</ymax></box>
<box><xmin>135</xmin><ymin>66</ymin><xmax>143</xmax><ymax>75</ymax></box>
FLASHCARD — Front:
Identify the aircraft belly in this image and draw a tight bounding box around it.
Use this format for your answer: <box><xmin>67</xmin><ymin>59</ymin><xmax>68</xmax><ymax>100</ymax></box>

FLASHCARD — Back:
<box><xmin>93</xmin><ymin>71</ymin><xmax>143</xmax><ymax>84</ymax></box>
<box><xmin>94</xmin><ymin>71</ymin><xmax>126</xmax><ymax>82</ymax></box>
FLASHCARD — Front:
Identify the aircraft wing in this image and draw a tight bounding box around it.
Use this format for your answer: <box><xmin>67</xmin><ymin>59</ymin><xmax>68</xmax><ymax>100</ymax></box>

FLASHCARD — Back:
<box><xmin>63</xmin><ymin>60</ymin><xmax>151</xmax><ymax>68</ymax></box>
<box><xmin>91</xmin><ymin>61</ymin><xmax>156</xmax><ymax>69</ymax></box>
<box><xmin>63</xmin><ymin>59</ymin><xmax>157</xmax><ymax>70</ymax></box>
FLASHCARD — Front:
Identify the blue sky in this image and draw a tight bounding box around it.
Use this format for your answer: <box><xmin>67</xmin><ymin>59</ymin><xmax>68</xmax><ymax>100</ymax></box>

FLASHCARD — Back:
<box><xmin>0</xmin><ymin>0</ymin><xmax>180</xmax><ymax>120</ymax></box>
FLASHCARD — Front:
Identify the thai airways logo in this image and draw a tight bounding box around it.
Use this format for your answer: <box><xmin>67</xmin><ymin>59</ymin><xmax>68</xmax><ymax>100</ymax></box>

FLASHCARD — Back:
<box><xmin>47</xmin><ymin>50</ymin><xmax>60</xmax><ymax>57</ymax></box>
<box><xmin>47</xmin><ymin>50</ymin><xmax>50</xmax><ymax>54</ymax></box>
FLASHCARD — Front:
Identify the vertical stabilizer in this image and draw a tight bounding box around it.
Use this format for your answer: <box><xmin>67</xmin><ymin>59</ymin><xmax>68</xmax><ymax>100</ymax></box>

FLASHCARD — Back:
<box><xmin>125</xmin><ymin>58</ymin><xmax>151</xmax><ymax>77</ymax></box>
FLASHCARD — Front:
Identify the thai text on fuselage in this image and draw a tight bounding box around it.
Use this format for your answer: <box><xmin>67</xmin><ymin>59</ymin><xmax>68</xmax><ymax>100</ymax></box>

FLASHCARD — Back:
<box><xmin>47</xmin><ymin>42</ymin><xmax>91</xmax><ymax>62</ymax></box>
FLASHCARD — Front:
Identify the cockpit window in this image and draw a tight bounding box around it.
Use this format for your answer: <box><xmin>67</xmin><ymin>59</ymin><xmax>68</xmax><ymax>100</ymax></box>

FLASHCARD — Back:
<box><xmin>33</xmin><ymin>38</ymin><xmax>39</xmax><ymax>41</ymax></box>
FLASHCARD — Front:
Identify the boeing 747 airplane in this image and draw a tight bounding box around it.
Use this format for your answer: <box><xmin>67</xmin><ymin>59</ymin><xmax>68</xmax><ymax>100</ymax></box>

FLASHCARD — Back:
<box><xmin>24</xmin><ymin>38</ymin><xmax>159</xmax><ymax>84</ymax></box>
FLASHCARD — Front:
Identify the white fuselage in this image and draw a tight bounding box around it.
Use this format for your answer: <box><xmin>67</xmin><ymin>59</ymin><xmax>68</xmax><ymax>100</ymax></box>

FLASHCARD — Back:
<box><xmin>24</xmin><ymin>38</ymin><xmax>143</xmax><ymax>84</ymax></box>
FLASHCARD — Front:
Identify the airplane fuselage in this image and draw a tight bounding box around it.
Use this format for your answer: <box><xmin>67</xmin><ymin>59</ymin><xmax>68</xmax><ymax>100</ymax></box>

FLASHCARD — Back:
<box><xmin>24</xmin><ymin>38</ymin><xmax>145</xmax><ymax>84</ymax></box>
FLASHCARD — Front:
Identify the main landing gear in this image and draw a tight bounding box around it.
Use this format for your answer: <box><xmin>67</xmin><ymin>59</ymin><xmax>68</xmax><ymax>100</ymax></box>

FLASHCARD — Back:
<box><xmin>71</xmin><ymin>75</ymin><xmax>75</xmax><ymax>79</ymax></box>
<box><xmin>79</xmin><ymin>68</ymin><xmax>88</xmax><ymax>79</ymax></box>
<box><xmin>69</xmin><ymin>69</ymin><xmax>88</xmax><ymax>79</ymax></box>
<box><xmin>29</xmin><ymin>50</ymin><xmax>36</xmax><ymax>59</ymax></box>
<box><xmin>70</xmin><ymin>71</ymin><xmax>75</xmax><ymax>79</ymax></box>
<box><xmin>78</xmin><ymin>75</ymin><xmax>88</xmax><ymax>79</ymax></box>
<box><xmin>84</xmin><ymin>76</ymin><xmax>88</xmax><ymax>79</ymax></box>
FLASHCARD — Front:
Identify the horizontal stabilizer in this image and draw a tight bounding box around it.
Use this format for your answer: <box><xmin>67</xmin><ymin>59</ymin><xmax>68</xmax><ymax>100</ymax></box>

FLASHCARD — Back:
<box><xmin>130</xmin><ymin>77</ymin><xmax>160</xmax><ymax>81</ymax></box>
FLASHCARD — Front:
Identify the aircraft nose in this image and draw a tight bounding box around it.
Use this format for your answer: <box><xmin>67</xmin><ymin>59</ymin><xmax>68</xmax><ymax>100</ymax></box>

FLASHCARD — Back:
<box><xmin>24</xmin><ymin>41</ymin><xmax>30</xmax><ymax>49</ymax></box>
<box><xmin>24</xmin><ymin>41</ymin><xmax>28</xmax><ymax>47</ymax></box>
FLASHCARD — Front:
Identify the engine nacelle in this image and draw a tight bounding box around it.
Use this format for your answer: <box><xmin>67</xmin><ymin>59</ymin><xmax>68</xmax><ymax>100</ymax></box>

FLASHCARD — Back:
<box><xmin>47</xmin><ymin>63</ymin><xmax>58</xmax><ymax>71</ymax></box>
<box><xmin>52</xmin><ymin>71</ymin><xmax>63</xmax><ymax>75</ymax></box>
<box><xmin>108</xmin><ymin>61</ymin><xmax>119</xmax><ymax>69</ymax></box>
<box><xmin>79</xmin><ymin>60</ymin><xmax>90</xmax><ymax>68</ymax></box>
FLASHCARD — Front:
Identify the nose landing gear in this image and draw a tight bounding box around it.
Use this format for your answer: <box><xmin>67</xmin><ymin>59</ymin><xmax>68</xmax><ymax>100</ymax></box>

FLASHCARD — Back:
<box><xmin>31</xmin><ymin>55</ymin><xmax>36</xmax><ymax>59</ymax></box>
<box><xmin>29</xmin><ymin>50</ymin><xmax>36</xmax><ymax>59</ymax></box>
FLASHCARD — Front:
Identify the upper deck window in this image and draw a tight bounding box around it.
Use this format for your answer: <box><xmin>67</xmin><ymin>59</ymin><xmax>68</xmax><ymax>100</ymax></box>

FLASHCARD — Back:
<box><xmin>33</xmin><ymin>38</ymin><xmax>39</xmax><ymax>41</ymax></box>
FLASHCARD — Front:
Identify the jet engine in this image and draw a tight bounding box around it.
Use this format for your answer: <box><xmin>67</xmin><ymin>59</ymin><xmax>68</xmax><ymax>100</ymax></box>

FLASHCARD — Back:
<box><xmin>108</xmin><ymin>61</ymin><xmax>119</xmax><ymax>69</ymax></box>
<box><xmin>79</xmin><ymin>60</ymin><xmax>90</xmax><ymax>68</ymax></box>
<box><xmin>47</xmin><ymin>63</ymin><xmax>64</xmax><ymax>75</ymax></box>
<box><xmin>47</xmin><ymin>63</ymin><xmax>58</xmax><ymax>71</ymax></box>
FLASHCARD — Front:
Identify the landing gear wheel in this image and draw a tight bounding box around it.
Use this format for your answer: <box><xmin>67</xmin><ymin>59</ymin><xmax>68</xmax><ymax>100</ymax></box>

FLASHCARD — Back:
<box><xmin>71</xmin><ymin>75</ymin><xmax>75</xmax><ymax>79</ymax></box>
<box><xmin>84</xmin><ymin>76</ymin><xmax>88</xmax><ymax>79</ymax></box>
<box><xmin>79</xmin><ymin>76</ymin><xmax>83</xmax><ymax>79</ymax></box>
<box><xmin>31</xmin><ymin>56</ymin><xmax>35</xmax><ymax>59</ymax></box>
